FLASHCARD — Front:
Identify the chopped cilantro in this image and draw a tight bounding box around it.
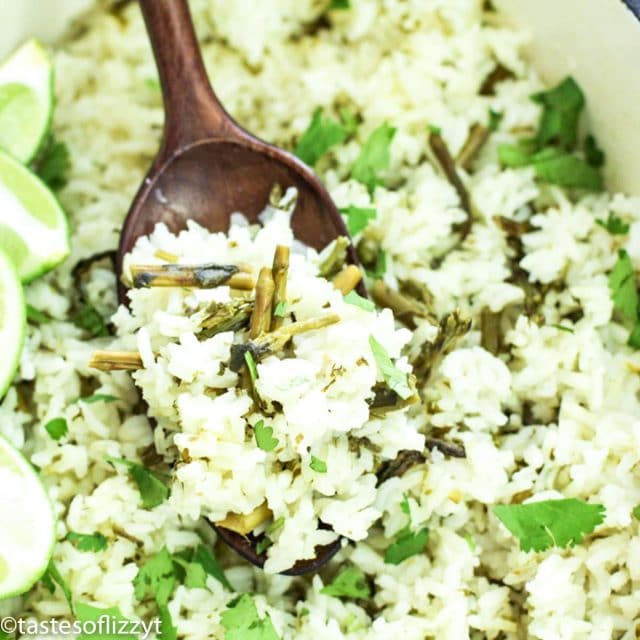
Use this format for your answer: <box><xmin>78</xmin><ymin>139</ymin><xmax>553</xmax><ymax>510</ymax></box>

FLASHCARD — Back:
<box><xmin>609</xmin><ymin>249</ymin><xmax>639</xmax><ymax>321</ymax></box>
<box><xmin>44</xmin><ymin>417</ymin><xmax>68</xmax><ymax>441</ymax></box>
<box><xmin>493</xmin><ymin>498</ymin><xmax>605</xmax><ymax>552</ymax></box>
<box><xmin>244</xmin><ymin>351</ymin><xmax>259</xmax><ymax>385</ymax></box>
<box><xmin>352</xmin><ymin>123</ymin><xmax>396</xmax><ymax>193</ymax></box>
<box><xmin>105</xmin><ymin>457</ymin><xmax>170</xmax><ymax>509</ymax></box>
<box><xmin>596</xmin><ymin>213</ymin><xmax>629</xmax><ymax>235</ymax></box>
<box><xmin>584</xmin><ymin>134</ymin><xmax>605</xmax><ymax>167</ymax></box>
<box><xmin>254</xmin><ymin>420</ymin><xmax>279</xmax><ymax>452</ymax></box>
<box><xmin>256</xmin><ymin>536</ymin><xmax>273</xmax><ymax>555</ymax></box>
<box><xmin>344</xmin><ymin>290</ymin><xmax>375</xmax><ymax>311</ymax></box>
<box><xmin>220</xmin><ymin>594</ymin><xmax>280</xmax><ymax>640</ymax></box>
<box><xmin>145</xmin><ymin>77</ymin><xmax>160</xmax><ymax>91</ymax></box>
<box><xmin>294</xmin><ymin>108</ymin><xmax>347</xmax><ymax>166</ymax></box>
<box><xmin>628</xmin><ymin>322</ymin><xmax>640</xmax><ymax>349</ymax></box>
<box><xmin>633</xmin><ymin>505</ymin><xmax>640</xmax><ymax>521</ymax></box>
<box><xmin>338</xmin><ymin>107</ymin><xmax>358</xmax><ymax>135</ymax></box>
<box><xmin>273</xmin><ymin>301</ymin><xmax>287</xmax><ymax>317</ymax></box>
<box><xmin>365</xmin><ymin>248</ymin><xmax>387</xmax><ymax>280</ymax></box>
<box><xmin>66</xmin><ymin>531</ymin><xmax>108</xmax><ymax>552</ymax></box>
<box><xmin>327</xmin><ymin>0</ymin><xmax>351</xmax><ymax>9</ymax></box>
<box><xmin>310</xmin><ymin>456</ymin><xmax>327</xmax><ymax>473</ymax></box>
<box><xmin>340</xmin><ymin>205</ymin><xmax>377</xmax><ymax>236</ymax></box>
<box><xmin>26</xmin><ymin>304</ymin><xmax>51</xmax><ymax>324</ymax></box>
<box><xmin>320</xmin><ymin>566</ymin><xmax>370</xmax><ymax>599</ymax></box>
<box><xmin>75</xmin><ymin>603</ymin><xmax>137</xmax><ymax>640</ymax></box>
<box><xmin>36</xmin><ymin>136</ymin><xmax>71</xmax><ymax>190</ymax></box>
<box><xmin>79</xmin><ymin>394</ymin><xmax>119</xmax><ymax>404</ymax></box>
<box><xmin>550</xmin><ymin>324</ymin><xmax>574</xmax><ymax>333</ymax></box>
<box><xmin>191</xmin><ymin>544</ymin><xmax>232</xmax><ymax>590</ymax></box>
<box><xmin>488</xmin><ymin>109</ymin><xmax>503</xmax><ymax>132</ymax></box>
<box><xmin>530</xmin><ymin>76</ymin><xmax>584</xmax><ymax>150</ymax></box>
<box><xmin>73</xmin><ymin>303</ymin><xmax>109</xmax><ymax>337</ymax></box>
<box><xmin>384</xmin><ymin>527</ymin><xmax>430</xmax><ymax>565</ymax></box>
<box><xmin>368</xmin><ymin>335</ymin><xmax>412</xmax><ymax>399</ymax></box>
<box><xmin>427</xmin><ymin>124</ymin><xmax>442</xmax><ymax>135</ymax></box>
<box><xmin>134</xmin><ymin>547</ymin><xmax>175</xmax><ymax>605</ymax></box>
<box><xmin>41</xmin><ymin>560</ymin><xmax>74</xmax><ymax>613</ymax></box>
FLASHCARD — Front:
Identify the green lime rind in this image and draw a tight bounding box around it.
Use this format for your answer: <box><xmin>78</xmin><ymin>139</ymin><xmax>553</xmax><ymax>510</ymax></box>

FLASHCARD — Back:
<box><xmin>0</xmin><ymin>149</ymin><xmax>70</xmax><ymax>282</ymax></box>
<box><xmin>0</xmin><ymin>249</ymin><xmax>25</xmax><ymax>398</ymax></box>
<box><xmin>0</xmin><ymin>39</ymin><xmax>54</xmax><ymax>165</ymax></box>
<box><xmin>0</xmin><ymin>434</ymin><xmax>55</xmax><ymax>599</ymax></box>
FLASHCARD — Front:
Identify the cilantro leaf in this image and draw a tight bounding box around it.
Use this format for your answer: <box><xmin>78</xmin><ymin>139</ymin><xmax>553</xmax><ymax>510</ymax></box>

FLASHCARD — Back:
<box><xmin>584</xmin><ymin>134</ymin><xmax>605</xmax><ymax>167</ymax></box>
<box><xmin>327</xmin><ymin>0</ymin><xmax>350</xmax><ymax>9</ymax></box>
<box><xmin>368</xmin><ymin>335</ymin><xmax>412</xmax><ymax>399</ymax></box>
<box><xmin>66</xmin><ymin>531</ymin><xmax>108</xmax><ymax>552</ymax></box>
<box><xmin>192</xmin><ymin>544</ymin><xmax>232</xmax><ymax>590</ymax></box>
<box><xmin>532</xmin><ymin>151</ymin><xmax>603</xmax><ymax>190</ymax></box>
<box><xmin>310</xmin><ymin>456</ymin><xmax>327</xmax><ymax>473</ymax></box>
<box><xmin>42</xmin><ymin>560</ymin><xmax>74</xmax><ymax>613</ymax></box>
<box><xmin>609</xmin><ymin>249</ymin><xmax>639</xmax><ymax>321</ymax></box>
<box><xmin>244</xmin><ymin>351</ymin><xmax>259</xmax><ymax>385</ymax></box>
<box><xmin>105</xmin><ymin>457</ymin><xmax>170</xmax><ymax>509</ymax></box>
<box><xmin>320</xmin><ymin>567</ymin><xmax>370</xmax><ymax>599</ymax></box>
<box><xmin>384</xmin><ymin>527</ymin><xmax>429</xmax><ymax>565</ymax></box>
<box><xmin>633</xmin><ymin>505</ymin><xmax>640</xmax><ymax>521</ymax></box>
<box><xmin>73</xmin><ymin>303</ymin><xmax>110</xmax><ymax>337</ymax></box>
<box><xmin>220</xmin><ymin>594</ymin><xmax>280</xmax><ymax>640</ymax></box>
<box><xmin>596</xmin><ymin>213</ymin><xmax>629</xmax><ymax>235</ymax></box>
<box><xmin>493</xmin><ymin>498</ymin><xmax>605</xmax><ymax>552</ymax></box>
<box><xmin>550</xmin><ymin>324</ymin><xmax>574</xmax><ymax>333</ymax></box>
<box><xmin>158</xmin><ymin>604</ymin><xmax>177</xmax><ymax>640</ymax></box>
<box><xmin>530</xmin><ymin>76</ymin><xmax>584</xmax><ymax>150</ymax></box>
<box><xmin>133</xmin><ymin>547</ymin><xmax>175</xmax><ymax>606</ymax></box>
<box><xmin>80</xmin><ymin>394</ymin><xmax>119</xmax><ymax>404</ymax></box>
<box><xmin>338</xmin><ymin>107</ymin><xmax>358</xmax><ymax>135</ymax></box>
<box><xmin>343</xmin><ymin>290</ymin><xmax>375</xmax><ymax>311</ymax></box>
<box><xmin>254</xmin><ymin>420</ymin><xmax>279</xmax><ymax>452</ymax></box>
<box><xmin>628</xmin><ymin>321</ymin><xmax>640</xmax><ymax>349</ymax></box>
<box><xmin>145</xmin><ymin>77</ymin><xmax>161</xmax><ymax>91</ymax></box>
<box><xmin>352</xmin><ymin>123</ymin><xmax>396</xmax><ymax>193</ymax></box>
<box><xmin>365</xmin><ymin>248</ymin><xmax>387</xmax><ymax>279</ymax></box>
<box><xmin>488</xmin><ymin>109</ymin><xmax>503</xmax><ymax>132</ymax></box>
<box><xmin>36</xmin><ymin>136</ymin><xmax>71</xmax><ymax>190</ymax></box>
<box><xmin>26</xmin><ymin>304</ymin><xmax>51</xmax><ymax>324</ymax></box>
<box><xmin>273</xmin><ymin>301</ymin><xmax>287</xmax><ymax>317</ymax></box>
<box><xmin>294</xmin><ymin>108</ymin><xmax>347</xmax><ymax>166</ymax></box>
<box><xmin>340</xmin><ymin>205</ymin><xmax>377</xmax><ymax>236</ymax></box>
<box><xmin>75</xmin><ymin>603</ymin><xmax>138</xmax><ymax>640</ymax></box>
<box><xmin>44</xmin><ymin>417</ymin><xmax>68</xmax><ymax>441</ymax></box>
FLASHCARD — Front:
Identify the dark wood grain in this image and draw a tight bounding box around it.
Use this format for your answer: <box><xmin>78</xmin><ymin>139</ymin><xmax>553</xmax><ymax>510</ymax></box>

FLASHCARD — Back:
<box><xmin>117</xmin><ymin>0</ymin><xmax>365</xmax><ymax>574</ymax></box>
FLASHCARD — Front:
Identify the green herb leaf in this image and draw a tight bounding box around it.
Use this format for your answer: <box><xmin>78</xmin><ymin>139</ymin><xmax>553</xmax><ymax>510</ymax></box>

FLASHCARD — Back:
<box><xmin>42</xmin><ymin>560</ymin><xmax>74</xmax><ymax>613</ymax></box>
<box><xmin>105</xmin><ymin>457</ymin><xmax>170</xmax><ymax>509</ymax></box>
<box><xmin>80</xmin><ymin>394</ymin><xmax>119</xmax><ymax>404</ymax></box>
<box><xmin>498</xmin><ymin>144</ymin><xmax>532</xmax><ymax>168</ymax></box>
<box><xmin>609</xmin><ymin>249</ymin><xmax>639</xmax><ymax>321</ymax></box>
<box><xmin>365</xmin><ymin>248</ymin><xmax>387</xmax><ymax>280</ymax></box>
<box><xmin>244</xmin><ymin>351</ymin><xmax>259</xmax><ymax>385</ymax></box>
<box><xmin>550</xmin><ymin>324</ymin><xmax>574</xmax><ymax>333</ymax></box>
<box><xmin>36</xmin><ymin>136</ymin><xmax>71</xmax><ymax>190</ymax></box>
<box><xmin>294</xmin><ymin>108</ymin><xmax>347</xmax><ymax>166</ymax></box>
<box><xmin>633</xmin><ymin>505</ymin><xmax>640</xmax><ymax>521</ymax></box>
<box><xmin>327</xmin><ymin>0</ymin><xmax>350</xmax><ymax>9</ymax></box>
<box><xmin>44</xmin><ymin>417</ymin><xmax>68</xmax><ymax>441</ymax></box>
<box><xmin>220</xmin><ymin>594</ymin><xmax>280</xmax><ymax>640</ymax></box>
<box><xmin>158</xmin><ymin>604</ymin><xmax>177</xmax><ymax>640</ymax></box>
<box><xmin>255</xmin><ymin>537</ymin><xmax>272</xmax><ymax>555</ymax></box>
<box><xmin>427</xmin><ymin>124</ymin><xmax>442</xmax><ymax>135</ymax></box>
<box><xmin>273</xmin><ymin>301</ymin><xmax>287</xmax><ymax>317</ymax></box>
<box><xmin>340</xmin><ymin>205</ymin><xmax>377</xmax><ymax>236</ymax></box>
<box><xmin>338</xmin><ymin>107</ymin><xmax>358</xmax><ymax>135</ymax></box>
<box><xmin>628</xmin><ymin>321</ymin><xmax>640</xmax><ymax>349</ymax></box>
<box><xmin>320</xmin><ymin>567</ymin><xmax>370</xmax><ymax>599</ymax></box>
<box><xmin>73</xmin><ymin>303</ymin><xmax>109</xmax><ymax>337</ymax></box>
<box><xmin>493</xmin><ymin>498</ymin><xmax>605</xmax><ymax>552</ymax></box>
<box><xmin>192</xmin><ymin>544</ymin><xmax>232</xmax><ymax>590</ymax></box>
<box><xmin>596</xmin><ymin>213</ymin><xmax>629</xmax><ymax>235</ymax></box>
<box><xmin>368</xmin><ymin>335</ymin><xmax>412</xmax><ymax>399</ymax></box>
<box><xmin>352</xmin><ymin>123</ymin><xmax>396</xmax><ymax>193</ymax></box>
<box><xmin>145</xmin><ymin>77</ymin><xmax>160</xmax><ymax>91</ymax></box>
<box><xmin>75</xmin><ymin>603</ymin><xmax>138</xmax><ymax>640</ymax></box>
<box><xmin>343</xmin><ymin>290</ymin><xmax>375</xmax><ymax>311</ymax></box>
<box><xmin>133</xmin><ymin>547</ymin><xmax>175</xmax><ymax>606</ymax></box>
<box><xmin>488</xmin><ymin>109</ymin><xmax>503</xmax><ymax>132</ymax></box>
<box><xmin>532</xmin><ymin>151</ymin><xmax>603</xmax><ymax>190</ymax></box>
<box><xmin>254</xmin><ymin>420</ymin><xmax>279</xmax><ymax>452</ymax></box>
<box><xmin>530</xmin><ymin>76</ymin><xmax>584</xmax><ymax>150</ymax></box>
<box><xmin>384</xmin><ymin>527</ymin><xmax>429</xmax><ymax>565</ymax></box>
<box><xmin>310</xmin><ymin>456</ymin><xmax>327</xmax><ymax>473</ymax></box>
<box><xmin>26</xmin><ymin>304</ymin><xmax>51</xmax><ymax>324</ymax></box>
<box><xmin>584</xmin><ymin>134</ymin><xmax>605</xmax><ymax>167</ymax></box>
<box><xmin>66</xmin><ymin>531</ymin><xmax>108</xmax><ymax>552</ymax></box>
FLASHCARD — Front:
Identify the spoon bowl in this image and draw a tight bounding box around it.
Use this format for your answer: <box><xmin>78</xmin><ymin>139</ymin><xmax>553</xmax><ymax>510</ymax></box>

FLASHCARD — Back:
<box><xmin>116</xmin><ymin>0</ymin><xmax>361</xmax><ymax>575</ymax></box>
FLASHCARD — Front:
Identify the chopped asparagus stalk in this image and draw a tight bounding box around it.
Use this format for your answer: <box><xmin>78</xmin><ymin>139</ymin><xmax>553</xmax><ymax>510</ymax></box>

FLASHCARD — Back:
<box><xmin>479</xmin><ymin>64</ymin><xmax>515</xmax><ymax>96</ymax></box>
<box><xmin>456</xmin><ymin>123</ymin><xmax>490</xmax><ymax>171</ymax></box>
<box><xmin>153</xmin><ymin>249</ymin><xmax>179</xmax><ymax>263</ymax></box>
<box><xmin>129</xmin><ymin>262</ymin><xmax>240</xmax><ymax>288</ymax></box>
<box><xmin>480</xmin><ymin>307</ymin><xmax>502</xmax><ymax>355</ymax></box>
<box><xmin>197</xmin><ymin>298</ymin><xmax>254</xmax><ymax>339</ymax></box>
<box><xmin>227</xmin><ymin>273</ymin><xmax>258</xmax><ymax>291</ymax></box>
<box><xmin>424</xmin><ymin>437</ymin><xmax>466</xmax><ymax>458</ymax></box>
<box><xmin>89</xmin><ymin>351</ymin><xmax>143</xmax><ymax>371</ymax></box>
<box><xmin>371</xmin><ymin>280</ymin><xmax>435</xmax><ymax>329</ymax></box>
<box><xmin>318</xmin><ymin>236</ymin><xmax>350</xmax><ymax>278</ymax></box>
<box><xmin>271</xmin><ymin>245</ymin><xmax>290</xmax><ymax>330</ymax></box>
<box><xmin>216</xmin><ymin>501</ymin><xmax>272</xmax><ymax>535</ymax></box>
<box><xmin>250</xmin><ymin>267</ymin><xmax>275</xmax><ymax>338</ymax></box>
<box><xmin>376</xmin><ymin>450</ymin><xmax>426</xmax><ymax>484</ymax></box>
<box><xmin>332</xmin><ymin>264</ymin><xmax>362</xmax><ymax>294</ymax></box>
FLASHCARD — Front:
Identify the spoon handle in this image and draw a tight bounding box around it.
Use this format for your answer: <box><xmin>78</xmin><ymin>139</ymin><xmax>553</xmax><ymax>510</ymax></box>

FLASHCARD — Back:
<box><xmin>139</xmin><ymin>0</ymin><xmax>241</xmax><ymax>154</ymax></box>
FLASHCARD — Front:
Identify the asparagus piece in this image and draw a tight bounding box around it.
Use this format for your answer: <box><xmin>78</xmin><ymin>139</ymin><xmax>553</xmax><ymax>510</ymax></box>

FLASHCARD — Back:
<box><xmin>129</xmin><ymin>262</ymin><xmax>254</xmax><ymax>289</ymax></box>
<box><xmin>456</xmin><ymin>123</ymin><xmax>490</xmax><ymax>171</ymax></box>
<box><xmin>376</xmin><ymin>450</ymin><xmax>426</xmax><ymax>484</ymax></box>
<box><xmin>479</xmin><ymin>64</ymin><xmax>515</xmax><ymax>96</ymax></box>
<box><xmin>250</xmin><ymin>267</ymin><xmax>275</xmax><ymax>338</ymax></box>
<box><xmin>371</xmin><ymin>280</ymin><xmax>434</xmax><ymax>329</ymax></box>
<box><xmin>480</xmin><ymin>307</ymin><xmax>502</xmax><ymax>355</ymax></box>
<box><xmin>197</xmin><ymin>298</ymin><xmax>254</xmax><ymax>339</ymax></box>
<box><xmin>318</xmin><ymin>236</ymin><xmax>350</xmax><ymax>278</ymax></box>
<box><xmin>271</xmin><ymin>245</ymin><xmax>290</xmax><ymax>330</ymax></box>
<box><xmin>425</xmin><ymin>438</ymin><xmax>466</xmax><ymax>458</ymax></box>
<box><xmin>89</xmin><ymin>351</ymin><xmax>143</xmax><ymax>371</ymax></box>
<box><xmin>216</xmin><ymin>502</ymin><xmax>272</xmax><ymax>535</ymax></box>
<box><xmin>332</xmin><ymin>265</ymin><xmax>362</xmax><ymax>294</ymax></box>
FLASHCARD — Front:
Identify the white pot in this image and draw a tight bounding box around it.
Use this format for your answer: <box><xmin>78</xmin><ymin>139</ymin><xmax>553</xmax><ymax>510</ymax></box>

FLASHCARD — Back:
<box><xmin>0</xmin><ymin>0</ymin><xmax>638</xmax><ymax>193</ymax></box>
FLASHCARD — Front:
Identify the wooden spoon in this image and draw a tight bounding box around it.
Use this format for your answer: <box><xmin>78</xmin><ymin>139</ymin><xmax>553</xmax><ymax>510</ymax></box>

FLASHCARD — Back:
<box><xmin>116</xmin><ymin>0</ymin><xmax>361</xmax><ymax>575</ymax></box>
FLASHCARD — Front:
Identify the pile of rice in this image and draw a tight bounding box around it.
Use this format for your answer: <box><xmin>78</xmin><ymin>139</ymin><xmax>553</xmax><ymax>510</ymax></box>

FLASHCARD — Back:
<box><xmin>2</xmin><ymin>0</ymin><xmax>640</xmax><ymax>638</ymax></box>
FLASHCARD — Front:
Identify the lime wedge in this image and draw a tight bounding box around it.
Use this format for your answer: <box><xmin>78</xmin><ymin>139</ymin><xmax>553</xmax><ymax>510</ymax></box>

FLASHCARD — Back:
<box><xmin>0</xmin><ymin>39</ymin><xmax>53</xmax><ymax>164</ymax></box>
<box><xmin>0</xmin><ymin>149</ymin><xmax>70</xmax><ymax>282</ymax></box>
<box><xmin>0</xmin><ymin>249</ymin><xmax>25</xmax><ymax>397</ymax></box>
<box><xmin>0</xmin><ymin>435</ymin><xmax>55</xmax><ymax>598</ymax></box>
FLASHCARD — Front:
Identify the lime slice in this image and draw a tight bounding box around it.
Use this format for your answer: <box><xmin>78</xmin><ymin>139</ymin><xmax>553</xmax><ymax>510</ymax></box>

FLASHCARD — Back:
<box><xmin>0</xmin><ymin>435</ymin><xmax>55</xmax><ymax>598</ymax></box>
<box><xmin>0</xmin><ymin>149</ymin><xmax>70</xmax><ymax>282</ymax></box>
<box><xmin>0</xmin><ymin>249</ymin><xmax>25</xmax><ymax>397</ymax></box>
<box><xmin>0</xmin><ymin>39</ymin><xmax>53</xmax><ymax>164</ymax></box>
